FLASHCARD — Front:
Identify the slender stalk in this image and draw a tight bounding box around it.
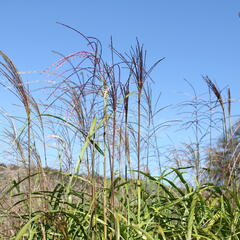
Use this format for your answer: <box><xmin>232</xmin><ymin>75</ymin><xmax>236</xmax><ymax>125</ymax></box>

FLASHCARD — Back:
<box><xmin>111</xmin><ymin>94</ymin><xmax>117</xmax><ymax>212</ymax></box>
<box><xmin>103</xmin><ymin>79</ymin><xmax>108</xmax><ymax>240</ymax></box>
<box><xmin>0</xmin><ymin>51</ymin><xmax>33</xmax><ymax>219</ymax></box>
<box><xmin>27</xmin><ymin>108</ymin><xmax>32</xmax><ymax>220</ymax></box>
<box><xmin>91</xmin><ymin>142</ymin><xmax>96</xmax><ymax>240</ymax></box>
<box><xmin>121</xmin><ymin>75</ymin><xmax>131</xmax><ymax>180</ymax></box>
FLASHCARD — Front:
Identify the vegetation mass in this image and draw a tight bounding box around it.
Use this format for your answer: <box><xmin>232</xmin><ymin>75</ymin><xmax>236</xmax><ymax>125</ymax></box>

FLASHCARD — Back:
<box><xmin>0</xmin><ymin>24</ymin><xmax>239</xmax><ymax>239</ymax></box>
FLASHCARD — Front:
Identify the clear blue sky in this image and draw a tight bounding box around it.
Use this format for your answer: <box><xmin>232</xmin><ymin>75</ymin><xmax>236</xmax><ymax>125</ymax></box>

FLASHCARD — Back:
<box><xmin>1</xmin><ymin>1</ymin><xmax>240</xmax><ymax>171</ymax></box>
<box><xmin>1</xmin><ymin>1</ymin><xmax>240</xmax><ymax>102</ymax></box>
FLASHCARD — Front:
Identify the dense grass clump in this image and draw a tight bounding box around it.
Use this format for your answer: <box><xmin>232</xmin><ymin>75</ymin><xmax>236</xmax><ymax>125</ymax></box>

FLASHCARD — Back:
<box><xmin>1</xmin><ymin>166</ymin><xmax>240</xmax><ymax>239</ymax></box>
<box><xmin>0</xmin><ymin>25</ymin><xmax>239</xmax><ymax>239</ymax></box>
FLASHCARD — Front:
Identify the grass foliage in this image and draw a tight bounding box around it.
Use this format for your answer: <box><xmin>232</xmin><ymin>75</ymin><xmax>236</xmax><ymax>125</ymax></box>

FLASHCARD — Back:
<box><xmin>0</xmin><ymin>25</ymin><xmax>239</xmax><ymax>239</ymax></box>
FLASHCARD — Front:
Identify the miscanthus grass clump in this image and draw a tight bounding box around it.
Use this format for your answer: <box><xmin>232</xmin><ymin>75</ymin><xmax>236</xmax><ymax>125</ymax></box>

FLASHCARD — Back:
<box><xmin>0</xmin><ymin>24</ymin><xmax>239</xmax><ymax>239</ymax></box>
